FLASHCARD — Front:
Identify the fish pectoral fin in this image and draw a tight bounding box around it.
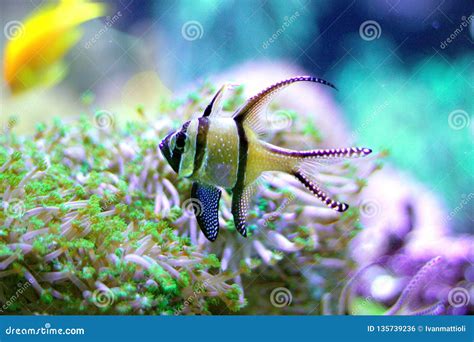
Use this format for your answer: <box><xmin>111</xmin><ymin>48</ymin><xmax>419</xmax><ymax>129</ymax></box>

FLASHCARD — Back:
<box><xmin>231</xmin><ymin>182</ymin><xmax>259</xmax><ymax>238</ymax></box>
<box><xmin>202</xmin><ymin>83</ymin><xmax>239</xmax><ymax>118</ymax></box>
<box><xmin>191</xmin><ymin>182</ymin><xmax>222</xmax><ymax>242</ymax></box>
<box><xmin>233</xmin><ymin>76</ymin><xmax>337</xmax><ymax>135</ymax></box>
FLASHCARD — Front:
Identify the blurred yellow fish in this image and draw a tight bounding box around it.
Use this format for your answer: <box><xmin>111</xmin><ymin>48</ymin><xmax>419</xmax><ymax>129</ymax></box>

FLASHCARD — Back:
<box><xmin>3</xmin><ymin>0</ymin><xmax>106</xmax><ymax>95</ymax></box>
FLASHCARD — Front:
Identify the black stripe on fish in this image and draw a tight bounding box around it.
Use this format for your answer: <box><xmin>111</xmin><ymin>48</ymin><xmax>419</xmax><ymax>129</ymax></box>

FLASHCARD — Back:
<box><xmin>231</xmin><ymin>117</ymin><xmax>249</xmax><ymax>237</ymax></box>
<box><xmin>171</xmin><ymin>120</ymin><xmax>190</xmax><ymax>159</ymax></box>
<box><xmin>193</xmin><ymin>117</ymin><xmax>210</xmax><ymax>175</ymax></box>
<box><xmin>159</xmin><ymin>121</ymin><xmax>190</xmax><ymax>174</ymax></box>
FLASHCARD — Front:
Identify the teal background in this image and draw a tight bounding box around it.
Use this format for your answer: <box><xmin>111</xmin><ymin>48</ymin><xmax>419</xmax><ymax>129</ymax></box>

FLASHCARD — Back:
<box><xmin>151</xmin><ymin>0</ymin><xmax>473</xmax><ymax>232</ymax></box>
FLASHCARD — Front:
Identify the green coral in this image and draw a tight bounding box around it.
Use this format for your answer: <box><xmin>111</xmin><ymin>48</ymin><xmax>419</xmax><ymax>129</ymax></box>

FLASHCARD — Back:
<box><xmin>0</xmin><ymin>109</ymin><xmax>245</xmax><ymax>315</ymax></box>
<box><xmin>0</xmin><ymin>82</ymin><xmax>380</xmax><ymax>315</ymax></box>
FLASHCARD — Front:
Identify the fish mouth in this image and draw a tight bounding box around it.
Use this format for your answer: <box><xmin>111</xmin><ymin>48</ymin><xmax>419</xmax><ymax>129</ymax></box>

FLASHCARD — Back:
<box><xmin>159</xmin><ymin>140</ymin><xmax>165</xmax><ymax>151</ymax></box>
<box><xmin>159</xmin><ymin>132</ymin><xmax>180</xmax><ymax>173</ymax></box>
<box><xmin>159</xmin><ymin>132</ymin><xmax>172</xmax><ymax>152</ymax></box>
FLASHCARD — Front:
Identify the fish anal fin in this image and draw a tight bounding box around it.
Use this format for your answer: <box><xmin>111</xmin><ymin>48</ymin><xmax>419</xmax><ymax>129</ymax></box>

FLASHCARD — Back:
<box><xmin>191</xmin><ymin>182</ymin><xmax>222</xmax><ymax>242</ymax></box>
<box><xmin>231</xmin><ymin>180</ymin><xmax>261</xmax><ymax>237</ymax></box>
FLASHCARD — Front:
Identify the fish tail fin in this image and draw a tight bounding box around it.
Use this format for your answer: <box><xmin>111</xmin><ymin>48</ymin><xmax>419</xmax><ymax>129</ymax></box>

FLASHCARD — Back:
<box><xmin>292</xmin><ymin>169</ymin><xmax>349</xmax><ymax>212</ymax></box>
<box><xmin>263</xmin><ymin>144</ymin><xmax>372</xmax><ymax>173</ymax></box>
<box><xmin>271</xmin><ymin>146</ymin><xmax>372</xmax><ymax>212</ymax></box>
<box><xmin>296</xmin><ymin>147</ymin><xmax>372</xmax><ymax>160</ymax></box>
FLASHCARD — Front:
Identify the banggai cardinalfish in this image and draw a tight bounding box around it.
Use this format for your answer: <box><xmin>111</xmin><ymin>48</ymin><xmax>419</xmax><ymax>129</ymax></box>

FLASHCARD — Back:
<box><xmin>160</xmin><ymin>76</ymin><xmax>372</xmax><ymax>241</ymax></box>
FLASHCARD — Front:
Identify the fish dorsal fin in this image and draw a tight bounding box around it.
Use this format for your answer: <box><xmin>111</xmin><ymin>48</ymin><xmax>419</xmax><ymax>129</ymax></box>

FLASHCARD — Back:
<box><xmin>191</xmin><ymin>182</ymin><xmax>222</xmax><ymax>241</ymax></box>
<box><xmin>233</xmin><ymin>76</ymin><xmax>337</xmax><ymax>134</ymax></box>
<box><xmin>202</xmin><ymin>83</ymin><xmax>238</xmax><ymax>118</ymax></box>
